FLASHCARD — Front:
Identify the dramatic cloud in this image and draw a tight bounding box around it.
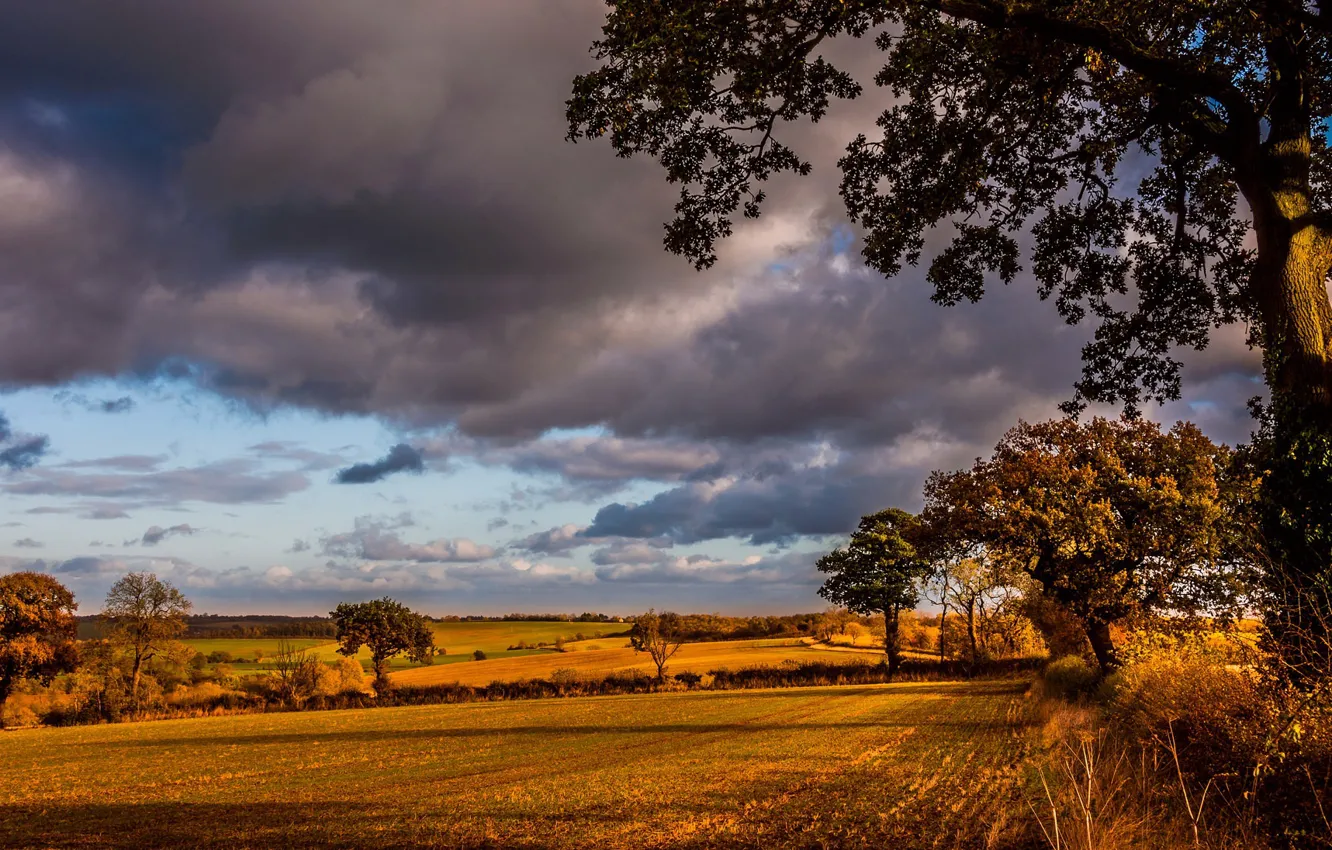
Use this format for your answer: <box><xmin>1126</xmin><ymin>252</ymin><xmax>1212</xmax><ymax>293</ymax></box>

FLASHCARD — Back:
<box><xmin>139</xmin><ymin>523</ymin><xmax>198</xmax><ymax>546</ymax></box>
<box><xmin>335</xmin><ymin>444</ymin><xmax>424</xmax><ymax>484</ymax></box>
<box><xmin>0</xmin><ymin>2</ymin><xmax>1270</xmax><ymax>612</ymax></box>
<box><xmin>513</xmin><ymin>524</ymin><xmax>592</xmax><ymax>557</ymax></box>
<box><xmin>580</xmin><ymin>430</ymin><xmax>971</xmax><ymax>546</ymax></box>
<box><xmin>593</xmin><ymin>550</ymin><xmax>822</xmax><ymax>588</ymax></box>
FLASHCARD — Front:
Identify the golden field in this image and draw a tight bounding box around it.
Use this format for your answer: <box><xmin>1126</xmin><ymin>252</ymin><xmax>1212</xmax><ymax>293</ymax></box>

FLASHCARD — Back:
<box><xmin>0</xmin><ymin>679</ymin><xmax>1034</xmax><ymax>849</ymax></box>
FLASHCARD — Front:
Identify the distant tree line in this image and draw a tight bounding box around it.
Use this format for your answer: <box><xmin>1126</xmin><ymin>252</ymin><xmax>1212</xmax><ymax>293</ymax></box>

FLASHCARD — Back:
<box><xmin>624</xmin><ymin>612</ymin><xmax>823</xmax><ymax>642</ymax></box>
<box><xmin>438</xmin><ymin>612</ymin><xmax>622</xmax><ymax>623</ymax></box>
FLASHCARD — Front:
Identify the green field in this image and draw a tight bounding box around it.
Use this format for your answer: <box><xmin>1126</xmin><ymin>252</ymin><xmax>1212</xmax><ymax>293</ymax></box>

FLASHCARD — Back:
<box><xmin>0</xmin><ymin>679</ymin><xmax>1034</xmax><ymax>849</ymax></box>
<box><xmin>179</xmin><ymin>621</ymin><xmax>629</xmax><ymax>673</ymax></box>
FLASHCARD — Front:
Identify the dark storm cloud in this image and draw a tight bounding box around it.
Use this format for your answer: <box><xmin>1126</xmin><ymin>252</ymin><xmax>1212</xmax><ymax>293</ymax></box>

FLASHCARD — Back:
<box><xmin>334</xmin><ymin>443</ymin><xmax>424</xmax><ymax>484</ymax></box>
<box><xmin>139</xmin><ymin>523</ymin><xmax>197</xmax><ymax>546</ymax></box>
<box><xmin>0</xmin><ymin>0</ymin><xmax>1265</xmax><ymax>570</ymax></box>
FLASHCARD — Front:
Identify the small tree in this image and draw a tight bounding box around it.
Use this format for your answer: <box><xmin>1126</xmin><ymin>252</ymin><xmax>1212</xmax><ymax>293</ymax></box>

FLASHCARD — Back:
<box><xmin>818</xmin><ymin>509</ymin><xmax>930</xmax><ymax>677</ymax></box>
<box><xmin>270</xmin><ymin>640</ymin><xmax>325</xmax><ymax>706</ymax></box>
<box><xmin>330</xmin><ymin>597</ymin><xmax>435</xmax><ymax>692</ymax></box>
<box><xmin>102</xmin><ymin>572</ymin><xmax>191</xmax><ymax>711</ymax></box>
<box><xmin>0</xmin><ymin>572</ymin><xmax>79</xmax><ymax>725</ymax></box>
<box><xmin>629</xmin><ymin>609</ymin><xmax>687</xmax><ymax>684</ymax></box>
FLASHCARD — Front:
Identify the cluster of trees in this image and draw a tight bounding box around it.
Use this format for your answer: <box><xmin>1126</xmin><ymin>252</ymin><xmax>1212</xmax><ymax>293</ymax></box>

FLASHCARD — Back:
<box><xmin>0</xmin><ymin>573</ymin><xmax>442</xmax><ymax>725</ymax></box>
<box><xmin>815</xmin><ymin>416</ymin><xmax>1312</xmax><ymax>682</ymax></box>
<box><xmin>568</xmin><ymin>0</ymin><xmax>1332</xmax><ymax>692</ymax></box>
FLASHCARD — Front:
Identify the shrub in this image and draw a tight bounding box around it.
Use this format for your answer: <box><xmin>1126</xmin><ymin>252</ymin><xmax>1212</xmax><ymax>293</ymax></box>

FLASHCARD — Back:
<box><xmin>549</xmin><ymin>668</ymin><xmax>580</xmax><ymax>687</ymax></box>
<box><xmin>1</xmin><ymin>702</ymin><xmax>40</xmax><ymax>728</ymax></box>
<box><xmin>473</xmin><ymin>650</ymin><xmax>487</xmax><ymax>661</ymax></box>
<box><xmin>674</xmin><ymin>671</ymin><xmax>703</xmax><ymax>688</ymax></box>
<box><xmin>333</xmin><ymin>657</ymin><xmax>369</xmax><ymax>694</ymax></box>
<box><xmin>1042</xmin><ymin>655</ymin><xmax>1098</xmax><ymax>700</ymax></box>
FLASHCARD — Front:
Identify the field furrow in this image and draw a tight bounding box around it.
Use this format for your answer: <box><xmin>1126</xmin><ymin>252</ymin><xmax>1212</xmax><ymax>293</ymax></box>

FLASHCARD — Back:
<box><xmin>0</xmin><ymin>679</ymin><xmax>1034</xmax><ymax>849</ymax></box>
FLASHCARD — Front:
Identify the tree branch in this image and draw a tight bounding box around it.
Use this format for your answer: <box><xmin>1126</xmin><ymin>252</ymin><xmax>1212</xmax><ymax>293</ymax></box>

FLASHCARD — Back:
<box><xmin>927</xmin><ymin>0</ymin><xmax>1260</xmax><ymax>143</ymax></box>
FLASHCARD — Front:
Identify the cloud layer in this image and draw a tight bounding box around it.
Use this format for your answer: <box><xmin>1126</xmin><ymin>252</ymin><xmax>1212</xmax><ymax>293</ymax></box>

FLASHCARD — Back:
<box><xmin>0</xmin><ymin>2</ymin><xmax>1269</xmax><ymax>612</ymax></box>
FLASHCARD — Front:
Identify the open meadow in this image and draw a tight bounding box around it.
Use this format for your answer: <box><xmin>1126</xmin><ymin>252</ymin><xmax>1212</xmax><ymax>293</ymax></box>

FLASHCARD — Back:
<box><xmin>394</xmin><ymin>637</ymin><xmax>885</xmax><ymax>686</ymax></box>
<box><xmin>180</xmin><ymin>620</ymin><xmax>631</xmax><ymax>674</ymax></box>
<box><xmin>0</xmin><ymin>679</ymin><xmax>1035</xmax><ymax>849</ymax></box>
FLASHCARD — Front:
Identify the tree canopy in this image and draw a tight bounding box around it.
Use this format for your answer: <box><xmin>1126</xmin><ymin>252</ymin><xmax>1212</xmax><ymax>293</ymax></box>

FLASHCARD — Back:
<box><xmin>925</xmin><ymin>417</ymin><xmax>1236</xmax><ymax>671</ymax></box>
<box><xmin>0</xmin><ymin>571</ymin><xmax>78</xmax><ymax>721</ymax></box>
<box><xmin>817</xmin><ymin>507</ymin><xmax>931</xmax><ymax>674</ymax></box>
<box><xmin>628</xmin><ymin>609</ymin><xmax>688</xmax><ymax>683</ymax></box>
<box><xmin>569</xmin><ymin>0</ymin><xmax>1332</xmax><ymax>682</ymax></box>
<box><xmin>330</xmin><ymin>598</ymin><xmax>436</xmax><ymax>690</ymax></box>
<box><xmin>102</xmin><ymin>572</ymin><xmax>191</xmax><ymax>709</ymax></box>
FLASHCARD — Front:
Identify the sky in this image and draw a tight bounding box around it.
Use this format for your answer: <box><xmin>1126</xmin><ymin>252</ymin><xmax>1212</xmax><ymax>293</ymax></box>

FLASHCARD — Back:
<box><xmin>0</xmin><ymin>1</ymin><xmax>1266</xmax><ymax>616</ymax></box>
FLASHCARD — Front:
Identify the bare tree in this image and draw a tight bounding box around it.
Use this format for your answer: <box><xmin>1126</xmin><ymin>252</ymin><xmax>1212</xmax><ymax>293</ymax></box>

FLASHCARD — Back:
<box><xmin>270</xmin><ymin>640</ymin><xmax>325</xmax><ymax>706</ymax></box>
<box><xmin>629</xmin><ymin>610</ymin><xmax>687</xmax><ymax>684</ymax></box>
<box><xmin>102</xmin><ymin>572</ymin><xmax>191</xmax><ymax>711</ymax></box>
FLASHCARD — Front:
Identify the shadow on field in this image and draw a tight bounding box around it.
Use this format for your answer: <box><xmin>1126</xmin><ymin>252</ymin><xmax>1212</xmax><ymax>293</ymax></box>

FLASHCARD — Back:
<box><xmin>0</xmin><ymin>803</ymin><xmax>546</xmax><ymax>850</ymax></box>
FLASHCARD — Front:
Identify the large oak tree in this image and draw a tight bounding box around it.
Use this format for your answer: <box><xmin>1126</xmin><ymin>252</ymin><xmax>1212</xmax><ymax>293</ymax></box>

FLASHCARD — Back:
<box><xmin>330</xmin><ymin>598</ymin><xmax>436</xmax><ymax>692</ymax></box>
<box><xmin>926</xmin><ymin>417</ymin><xmax>1235</xmax><ymax>672</ymax></box>
<box><xmin>568</xmin><ymin>0</ymin><xmax>1332</xmax><ymax>679</ymax></box>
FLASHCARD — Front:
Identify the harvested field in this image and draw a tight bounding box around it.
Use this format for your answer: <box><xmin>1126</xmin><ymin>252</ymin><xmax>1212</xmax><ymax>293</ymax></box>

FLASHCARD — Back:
<box><xmin>0</xmin><ymin>679</ymin><xmax>1035</xmax><ymax>849</ymax></box>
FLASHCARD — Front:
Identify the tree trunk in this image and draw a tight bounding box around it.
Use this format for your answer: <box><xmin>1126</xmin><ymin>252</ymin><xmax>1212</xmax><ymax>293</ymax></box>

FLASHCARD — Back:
<box><xmin>938</xmin><ymin>602</ymin><xmax>947</xmax><ymax>663</ymax></box>
<box><xmin>1247</xmin><ymin>176</ymin><xmax>1332</xmax><ymax>687</ymax></box>
<box><xmin>0</xmin><ymin>672</ymin><xmax>12</xmax><ymax>728</ymax></box>
<box><xmin>884</xmin><ymin>607</ymin><xmax>901</xmax><ymax>678</ymax></box>
<box><xmin>130</xmin><ymin>651</ymin><xmax>143</xmax><ymax>712</ymax></box>
<box><xmin>965</xmin><ymin>600</ymin><xmax>979</xmax><ymax>663</ymax></box>
<box><xmin>1085</xmin><ymin>619</ymin><xmax>1118</xmax><ymax>674</ymax></box>
<box><xmin>373</xmin><ymin>656</ymin><xmax>391</xmax><ymax>693</ymax></box>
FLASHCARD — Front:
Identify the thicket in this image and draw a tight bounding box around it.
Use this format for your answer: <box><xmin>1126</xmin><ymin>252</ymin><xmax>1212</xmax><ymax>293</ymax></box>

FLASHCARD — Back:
<box><xmin>1031</xmin><ymin>636</ymin><xmax>1331</xmax><ymax>850</ymax></box>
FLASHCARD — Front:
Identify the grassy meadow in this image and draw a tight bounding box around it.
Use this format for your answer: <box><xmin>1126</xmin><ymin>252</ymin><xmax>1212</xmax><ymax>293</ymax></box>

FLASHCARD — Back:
<box><xmin>394</xmin><ymin>637</ymin><xmax>885</xmax><ymax>686</ymax></box>
<box><xmin>0</xmin><ymin>679</ymin><xmax>1035</xmax><ymax>849</ymax></box>
<box><xmin>180</xmin><ymin>620</ymin><xmax>629</xmax><ymax>674</ymax></box>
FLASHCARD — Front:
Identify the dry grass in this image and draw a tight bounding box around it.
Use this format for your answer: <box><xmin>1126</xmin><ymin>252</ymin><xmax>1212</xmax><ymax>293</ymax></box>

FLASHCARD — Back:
<box><xmin>0</xmin><ymin>679</ymin><xmax>1034</xmax><ymax>849</ymax></box>
<box><xmin>1024</xmin><ymin>686</ymin><xmax>1270</xmax><ymax>850</ymax></box>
